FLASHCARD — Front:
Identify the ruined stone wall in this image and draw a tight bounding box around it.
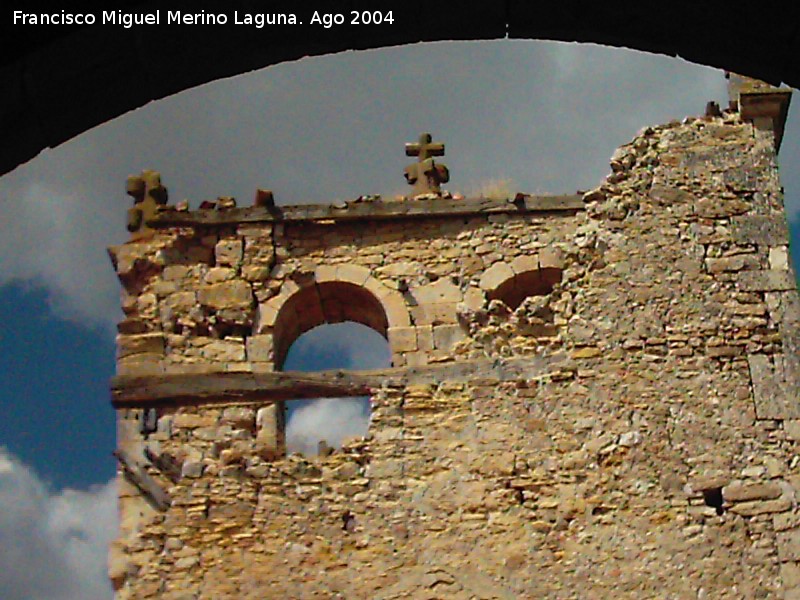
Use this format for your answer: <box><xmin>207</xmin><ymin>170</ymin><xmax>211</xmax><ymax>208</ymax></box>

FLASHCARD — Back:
<box><xmin>109</xmin><ymin>109</ymin><xmax>800</xmax><ymax>599</ymax></box>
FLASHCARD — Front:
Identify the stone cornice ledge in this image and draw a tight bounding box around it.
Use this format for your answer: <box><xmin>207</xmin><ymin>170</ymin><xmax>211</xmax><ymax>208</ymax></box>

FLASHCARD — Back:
<box><xmin>147</xmin><ymin>194</ymin><xmax>585</xmax><ymax>229</ymax></box>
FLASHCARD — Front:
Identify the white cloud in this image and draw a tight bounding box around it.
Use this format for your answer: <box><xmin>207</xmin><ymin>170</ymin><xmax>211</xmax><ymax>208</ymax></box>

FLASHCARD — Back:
<box><xmin>286</xmin><ymin>397</ymin><xmax>370</xmax><ymax>456</ymax></box>
<box><xmin>0</xmin><ymin>447</ymin><xmax>117</xmax><ymax>600</ymax></box>
<box><xmin>283</xmin><ymin>322</ymin><xmax>389</xmax><ymax>455</ymax></box>
<box><xmin>0</xmin><ymin>178</ymin><xmax>121</xmax><ymax>331</ymax></box>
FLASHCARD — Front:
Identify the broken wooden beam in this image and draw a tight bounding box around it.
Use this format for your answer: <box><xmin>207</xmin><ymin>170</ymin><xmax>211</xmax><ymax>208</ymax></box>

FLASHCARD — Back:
<box><xmin>114</xmin><ymin>449</ymin><xmax>171</xmax><ymax>512</ymax></box>
<box><xmin>143</xmin><ymin>448</ymin><xmax>182</xmax><ymax>484</ymax></box>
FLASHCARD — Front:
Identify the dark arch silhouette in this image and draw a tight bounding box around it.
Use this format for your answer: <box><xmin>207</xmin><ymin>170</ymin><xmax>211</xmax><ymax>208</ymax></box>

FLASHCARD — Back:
<box><xmin>2</xmin><ymin>0</ymin><xmax>798</xmax><ymax>176</ymax></box>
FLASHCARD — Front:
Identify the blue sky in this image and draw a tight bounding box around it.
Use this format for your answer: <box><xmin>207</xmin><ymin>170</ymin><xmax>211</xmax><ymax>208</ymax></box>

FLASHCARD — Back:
<box><xmin>0</xmin><ymin>39</ymin><xmax>798</xmax><ymax>599</ymax></box>
<box><xmin>0</xmin><ymin>284</ymin><xmax>115</xmax><ymax>489</ymax></box>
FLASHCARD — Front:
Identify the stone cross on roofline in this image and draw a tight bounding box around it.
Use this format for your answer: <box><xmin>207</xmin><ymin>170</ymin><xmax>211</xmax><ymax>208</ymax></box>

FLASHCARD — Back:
<box><xmin>404</xmin><ymin>132</ymin><xmax>450</xmax><ymax>196</ymax></box>
<box><xmin>126</xmin><ymin>169</ymin><xmax>168</xmax><ymax>241</ymax></box>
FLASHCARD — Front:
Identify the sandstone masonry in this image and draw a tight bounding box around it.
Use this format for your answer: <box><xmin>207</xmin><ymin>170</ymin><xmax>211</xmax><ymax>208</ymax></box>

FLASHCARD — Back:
<box><xmin>109</xmin><ymin>84</ymin><xmax>800</xmax><ymax>598</ymax></box>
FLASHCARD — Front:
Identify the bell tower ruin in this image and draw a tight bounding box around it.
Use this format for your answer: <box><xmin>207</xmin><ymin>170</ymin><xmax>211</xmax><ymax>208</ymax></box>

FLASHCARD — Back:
<box><xmin>108</xmin><ymin>79</ymin><xmax>800</xmax><ymax>598</ymax></box>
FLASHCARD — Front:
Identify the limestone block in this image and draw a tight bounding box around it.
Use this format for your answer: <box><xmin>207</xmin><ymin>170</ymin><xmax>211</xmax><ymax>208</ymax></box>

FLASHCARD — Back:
<box><xmin>363</xmin><ymin>275</ymin><xmax>390</xmax><ymax>298</ymax></box>
<box><xmin>433</xmin><ymin>324</ymin><xmax>467</xmax><ymax>351</ymax></box>
<box><xmin>739</xmin><ymin>270</ymin><xmax>797</xmax><ymax>292</ymax></box>
<box><xmin>411</xmin><ymin>279</ymin><xmax>462</xmax><ymax>304</ymax></box>
<box><xmin>696</xmin><ymin>198</ymin><xmax>749</xmax><ymax>218</ymax></box>
<box><xmin>194</xmin><ymin>426</ymin><xmax>226</xmax><ymax>441</ymax></box>
<box><xmin>380</xmin><ymin>290</ymin><xmax>411</xmax><ymax>328</ymax></box>
<box><xmin>571</xmin><ymin>346</ymin><xmax>602</xmax><ymax>359</ymax></box>
<box><xmin>706</xmin><ymin>345</ymin><xmax>744</xmax><ymax>358</ymax></box>
<box><xmin>117</xmin><ymin>333</ymin><xmax>165</xmax><ymax>359</ymax></box>
<box><xmin>412</xmin><ymin>303</ymin><xmax>459</xmax><ymax>325</ymax></box>
<box><xmin>150</xmin><ymin>280</ymin><xmax>178</xmax><ymax>297</ymax></box>
<box><xmin>198</xmin><ymin>280</ymin><xmax>253</xmax><ymax>310</ymax></box>
<box><xmin>246</xmin><ymin>335</ymin><xmax>273</xmax><ymax>362</ymax></box>
<box><xmin>706</xmin><ymin>255</ymin><xmax>760</xmax><ymax>273</ymax></box>
<box><xmin>163</xmin><ymin>291</ymin><xmax>197</xmax><ymax>312</ymax></box>
<box><xmin>749</xmin><ymin>354</ymin><xmax>800</xmax><ymax>419</ymax></box>
<box><xmin>256</xmin><ymin>404</ymin><xmax>284</xmax><ymax>458</ymax></box>
<box><xmin>135</xmin><ymin>293</ymin><xmax>158</xmax><ymax>316</ymax></box>
<box><xmin>779</xmin><ymin>530</ymin><xmax>800</xmax><ymax>562</ymax></box>
<box><xmin>388</xmin><ymin>327</ymin><xmax>418</xmax><ymax>353</ymax></box>
<box><xmin>204</xmin><ymin>267</ymin><xmax>236</xmax><ymax>283</ymax></box>
<box><xmin>366</xmin><ymin>459</ymin><xmax>403</xmax><ymax>479</ymax></box>
<box><xmin>538</xmin><ymin>247</ymin><xmax>564</xmax><ymax>270</ymax></box>
<box><xmin>242</xmin><ymin>265</ymin><xmax>271</xmax><ymax>282</ymax></box>
<box><xmin>775</xmin><ymin>512</ymin><xmax>800</xmax><ymax>532</ymax></box>
<box><xmin>256</xmin><ymin>301</ymin><xmax>280</xmax><ymax>332</ymax></box>
<box><xmin>458</xmin><ymin>287</ymin><xmax>484</xmax><ymax>312</ymax></box>
<box><xmin>215</xmin><ymin>239</ymin><xmax>243</xmax><ymax>266</ymax></box>
<box><xmin>108</xmin><ymin>541</ymin><xmax>131</xmax><ymax>589</ymax></box>
<box><xmin>417</xmin><ymin>325</ymin><xmax>434</xmax><ymax>351</ymax></box>
<box><xmin>728</xmin><ymin>497</ymin><xmax>791</xmax><ymax>516</ymax></box>
<box><xmin>279</xmin><ymin>278</ymin><xmax>300</xmax><ymax>297</ymax></box>
<box><xmin>510</xmin><ymin>254</ymin><xmax>539</xmax><ymax>275</ymax></box>
<box><xmin>335</xmin><ymin>264</ymin><xmax>371</xmax><ymax>286</ymax></box>
<box><xmin>221</xmin><ymin>407</ymin><xmax>256</xmax><ymax>429</ymax></box>
<box><xmin>404</xmin><ymin>352</ymin><xmax>427</xmax><ymax>367</ymax></box>
<box><xmin>785</xmin><ymin>420</ymin><xmax>800</xmax><ymax>441</ymax></box>
<box><xmin>201</xmin><ymin>340</ymin><xmax>245</xmax><ymax>362</ymax></box>
<box><xmin>731</xmin><ymin>215</ymin><xmax>790</xmax><ymax>245</ymax></box>
<box><xmin>377</xmin><ymin>261</ymin><xmax>418</xmax><ymax>277</ymax></box>
<box><xmin>173</xmin><ymin>413</ymin><xmax>218</xmax><ymax>429</ymax></box>
<box><xmin>770</xmin><ymin>246</ymin><xmax>791</xmax><ymax>271</ymax></box>
<box><xmin>781</xmin><ymin>562</ymin><xmax>800</xmax><ymax>590</ymax></box>
<box><xmin>162</xmin><ymin>265</ymin><xmax>189</xmax><ymax>281</ymax></box>
<box><xmin>181</xmin><ymin>461</ymin><xmax>204</xmax><ymax>478</ymax></box>
<box><xmin>314</xmin><ymin>265</ymin><xmax>338</xmax><ymax>282</ymax></box>
<box><xmin>689</xmin><ymin>473</ymin><xmax>731</xmax><ymax>493</ymax></box>
<box><xmin>723</xmin><ymin>481</ymin><xmax>783</xmax><ymax>502</ymax></box>
<box><xmin>479</xmin><ymin>261</ymin><xmax>514</xmax><ymax>291</ymax></box>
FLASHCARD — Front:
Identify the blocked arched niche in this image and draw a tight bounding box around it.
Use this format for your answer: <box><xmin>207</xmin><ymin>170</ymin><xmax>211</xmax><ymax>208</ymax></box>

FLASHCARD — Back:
<box><xmin>266</xmin><ymin>266</ymin><xmax>410</xmax><ymax>370</ymax></box>
<box><xmin>480</xmin><ymin>251</ymin><xmax>564</xmax><ymax>310</ymax></box>
<box><xmin>490</xmin><ymin>268</ymin><xmax>563</xmax><ymax>310</ymax></box>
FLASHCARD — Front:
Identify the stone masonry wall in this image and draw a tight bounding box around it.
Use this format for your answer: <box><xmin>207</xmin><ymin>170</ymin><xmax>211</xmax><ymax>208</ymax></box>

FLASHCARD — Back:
<box><xmin>109</xmin><ymin>109</ymin><xmax>800</xmax><ymax>599</ymax></box>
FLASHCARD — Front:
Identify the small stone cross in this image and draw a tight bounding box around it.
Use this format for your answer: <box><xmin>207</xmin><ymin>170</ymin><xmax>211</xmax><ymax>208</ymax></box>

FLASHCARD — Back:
<box><xmin>404</xmin><ymin>132</ymin><xmax>450</xmax><ymax>196</ymax></box>
<box><xmin>126</xmin><ymin>170</ymin><xmax>168</xmax><ymax>240</ymax></box>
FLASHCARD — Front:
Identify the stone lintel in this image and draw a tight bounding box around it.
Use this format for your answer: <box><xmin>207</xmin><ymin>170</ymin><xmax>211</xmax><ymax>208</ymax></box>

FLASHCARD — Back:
<box><xmin>111</xmin><ymin>354</ymin><xmax>561</xmax><ymax>407</ymax></box>
<box><xmin>148</xmin><ymin>195</ymin><xmax>584</xmax><ymax>229</ymax></box>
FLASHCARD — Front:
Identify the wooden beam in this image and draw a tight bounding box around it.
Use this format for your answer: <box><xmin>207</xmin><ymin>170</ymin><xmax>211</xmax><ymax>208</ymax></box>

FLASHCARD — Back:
<box><xmin>111</xmin><ymin>355</ymin><xmax>564</xmax><ymax>407</ymax></box>
<box><xmin>113</xmin><ymin>449</ymin><xmax>171</xmax><ymax>512</ymax></box>
<box><xmin>148</xmin><ymin>195</ymin><xmax>585</xmax><ymax>228</ymax></box>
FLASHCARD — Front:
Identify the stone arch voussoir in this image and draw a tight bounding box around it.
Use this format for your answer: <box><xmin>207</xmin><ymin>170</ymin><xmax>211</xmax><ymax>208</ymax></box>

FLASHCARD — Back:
<box><xmin>262</xmin><ymin>267</ymin><xmax>411</xmax><ymax>369</ymax></box>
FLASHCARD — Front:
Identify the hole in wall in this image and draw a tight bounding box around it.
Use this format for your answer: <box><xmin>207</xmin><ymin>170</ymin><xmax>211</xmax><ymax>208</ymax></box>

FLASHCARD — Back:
<box><xmin>282</xmin><ymin>322</ymin><xmax>391</xmax><ymax>456</ymax></box>
<box><xmin>702</xmin><ymin>487</ymin><xmax>725</xmax><ymax>515</ymax></box>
